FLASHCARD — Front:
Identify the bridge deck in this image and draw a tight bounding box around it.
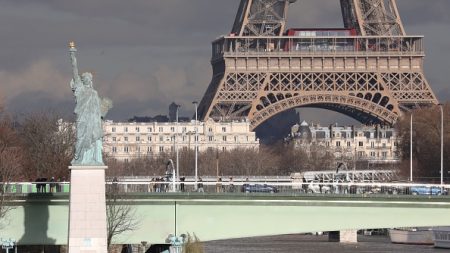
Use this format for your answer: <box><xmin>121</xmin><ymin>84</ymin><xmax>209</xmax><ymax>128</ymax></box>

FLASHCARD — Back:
<box><xmin>2</xmin><ymin>192</ymin><xmax>450</xmax><ymax>246</ymax></box>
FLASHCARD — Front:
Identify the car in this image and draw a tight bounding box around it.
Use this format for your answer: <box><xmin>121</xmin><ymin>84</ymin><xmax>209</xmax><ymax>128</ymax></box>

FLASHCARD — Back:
<box><xmin>410</xmin><ymin>186</ymin><xmax>448</xmax><ymax>196</ymax></box>
<box><xmin>307</xmin><ymin>184</ymin><xmax>331</xmax><ymax>194</ymax></box>
<box><xmin>243</xmin><ymin>184</ymin><xmax>278</xmax><ymax>193</ymax></box>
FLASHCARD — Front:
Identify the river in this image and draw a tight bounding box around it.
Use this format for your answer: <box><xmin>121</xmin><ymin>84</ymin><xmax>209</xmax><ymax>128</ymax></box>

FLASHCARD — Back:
<box><xmin>204</xmin><ymin>234</ymin><xmax>445</xmax><ymax>253</ymax></box>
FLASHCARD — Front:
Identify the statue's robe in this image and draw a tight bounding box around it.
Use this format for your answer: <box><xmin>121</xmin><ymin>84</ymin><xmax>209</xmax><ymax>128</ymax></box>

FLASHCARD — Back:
<box><xmin>72</xmin><ymin>83</ymin><xmax>103</xmax><ymax>165</ymax></box>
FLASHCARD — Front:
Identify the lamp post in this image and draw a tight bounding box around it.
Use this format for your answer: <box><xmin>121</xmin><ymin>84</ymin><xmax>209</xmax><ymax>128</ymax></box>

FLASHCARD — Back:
<box><xmin>439</xmin><ymin>104</ymin><xmax>444</xmax><ymax>186</ymax></box>
<box><xmin>410</xmin><ymin>113</ymin><xmax>413</xmax><ymax>182</ymax></box>
<box><xmin>176</xmin><ymin>105</ymin><xmax>180</xmax><ymax>184</ymax></box>
<box><xmin>192</xmin><ymin>101</ymin><xmax>198</xmax><ymax>190</ymax></box>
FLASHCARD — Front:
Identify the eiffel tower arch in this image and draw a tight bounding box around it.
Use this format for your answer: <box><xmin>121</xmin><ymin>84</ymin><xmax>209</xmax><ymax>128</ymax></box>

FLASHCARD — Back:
<box><xmin>198</xmin><ymin>0</ymin><xmax>438</xmax><ymax>130</ymax></box>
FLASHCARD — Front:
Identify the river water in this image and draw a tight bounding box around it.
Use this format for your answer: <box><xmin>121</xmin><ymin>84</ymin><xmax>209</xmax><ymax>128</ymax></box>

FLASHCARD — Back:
<box><xmin>204</xmin><ymin>234</ymin><xmax>446</xmax><ymax>253</ymax></box>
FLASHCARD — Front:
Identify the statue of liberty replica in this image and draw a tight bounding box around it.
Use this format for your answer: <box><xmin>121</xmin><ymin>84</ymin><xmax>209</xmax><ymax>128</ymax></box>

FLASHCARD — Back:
<box><xmin>67</xmin><ymin>42</ymin><xmax>111</xmax><ymax>253</ymax></box>
<box><xmin>69</xmin><ymin>41</ymin><xmax>112</xmax><ymax>165</ymax></box>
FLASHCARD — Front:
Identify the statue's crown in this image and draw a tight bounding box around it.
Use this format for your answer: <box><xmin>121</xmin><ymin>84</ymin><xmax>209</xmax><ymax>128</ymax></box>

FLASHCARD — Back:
<box><xmin>69</xmin><ymin>41</ymin><xmax>76</xmax><ymax>49</ymax></box>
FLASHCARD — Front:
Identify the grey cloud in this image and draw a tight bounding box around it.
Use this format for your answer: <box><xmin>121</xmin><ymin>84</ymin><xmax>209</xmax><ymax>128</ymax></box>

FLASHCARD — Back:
<box><xmin>1</xmin><ymin>0</ymin><xmax>449</xmax><ymax>123</ymax></box>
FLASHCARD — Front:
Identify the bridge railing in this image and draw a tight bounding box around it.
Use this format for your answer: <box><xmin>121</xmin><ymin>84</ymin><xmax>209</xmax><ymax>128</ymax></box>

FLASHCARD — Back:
<box><xmin>1</xmin><ymin>182</ymin><xmax>449</xmax><ymax>197</ymax></box>
<box><xmin>212</xmin><ymin>35</ymin><xmax>424</xmax><ymax>60</ymax></box>
<box><xmin>106</xmin><ymin>181</ymin><xmax>450</xmax><ymax>197</ymax></box>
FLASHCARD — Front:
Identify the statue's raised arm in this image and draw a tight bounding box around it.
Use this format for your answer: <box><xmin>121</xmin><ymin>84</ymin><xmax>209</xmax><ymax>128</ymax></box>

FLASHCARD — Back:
<box><xmin>69</xmin><ymin>41</ymin><xmax>82</xmax><ymax>91</ymax></box>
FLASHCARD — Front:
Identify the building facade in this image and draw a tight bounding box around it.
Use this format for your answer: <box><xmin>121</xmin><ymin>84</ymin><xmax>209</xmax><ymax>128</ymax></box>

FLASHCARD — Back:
<box><xmin>103</xmin><ymin>119</ymin><xmax>259</xmax><ymax>161</ymax></box>
<box><xmin>288</xmin><ymin>121</ymin><xmax>400</xmax><ymax>164</ymax></box>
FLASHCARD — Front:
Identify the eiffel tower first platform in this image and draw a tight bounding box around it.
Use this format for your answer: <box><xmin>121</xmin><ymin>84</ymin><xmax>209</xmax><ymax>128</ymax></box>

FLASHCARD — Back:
<box><xmin>197</xmin><ymin>0</ymin><xmax>438</xmax><ymax>130</ymax></box>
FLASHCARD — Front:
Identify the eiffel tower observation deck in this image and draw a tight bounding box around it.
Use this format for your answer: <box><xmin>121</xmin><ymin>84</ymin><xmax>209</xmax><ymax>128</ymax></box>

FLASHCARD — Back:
<box><xmin>198</xmin><ymin>0</ymin><xmax>438</xmax><ymax>130</ymax></box>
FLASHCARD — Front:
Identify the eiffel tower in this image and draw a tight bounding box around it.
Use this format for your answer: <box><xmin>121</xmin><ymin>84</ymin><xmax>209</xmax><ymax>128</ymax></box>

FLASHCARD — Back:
<box><xmin>198</xmin><ymin>0</ymin><xmax>438</xmax><ymax>130</ymax></box>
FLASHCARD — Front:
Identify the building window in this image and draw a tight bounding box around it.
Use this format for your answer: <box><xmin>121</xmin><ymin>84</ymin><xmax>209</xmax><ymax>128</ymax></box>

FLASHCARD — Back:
<box><xmin>147</xmin><ymin>147</ymin><xmax>152</xmax><ymax>153</ymax></box>
<box><xmin>209</xmin><ymin>136</ymin><xmax>213</xmax><ymax>141</ymax></box>
<box><xmin>183</xmin><ymin>136</ymin><xmax>186</xmax><ymax>142</ymax></box>
<box><xmin>136</xmin><ymin>127</ymin><xmax>140</xmax><ymax>132</ymax></box>
<box><xmin>124</xmin><ymin>127</ymin><xmax>128</xmax><ymax>133</ymax></box>
<box><xmin>124</xmin><ymin>158</ymin><xmax>129</xmax><ymax>163</ymax></box>
<box><xmin>112</xmin><ymin>137</ymin><xmax>117</xmax><ymax>142</ymax></box>
<box><xmin>183</xmin><ymin>127</ymin><xmax>187</xmax><ymax>132</ymax></box>
<box><xmin>209</xmin><ymin>128</ymin><xmax>213</xmax><ymax>132</ymax></box>
<box><xmin>112</xmin><ymin>127</ymin><xmax>116</xmax><ymax>133</ymax></box>
<box><xmin>159</xmin><ymin>136</ymin><xmax>164</xmax><ymax>142</ymax></box>
<box><xmin>171</xmin><ymin>127</ymin><xmax>175</xmax><ymax>132</ymax></box>
<box><xmin>147</xmin><ymin>127</ymin><xmax>152</xmax><ymax>132</ymax></box>
<box><xmin>159</xmin><ymin>127</ymin><xmax>163</xmax><ymax>132</ymax></box>
<box><xmin>222</xmin><ymin>127</ymin><xmax>226</xmax><ymax>132</ymax></box>
<box><xmin>223</xmin><ymin>136</ymin><xmax>227</xmax><ymax>142</ymax></box>
<box><xmin>382</xmin><ymin>143</ymin><xmax>387</xmax><ymax>148</ymax></box>
<box><xmin>359</xmin><ymin>142</ymin><xmax>363</xmax><ymax>147</ymax></box>
<box><xmin>234</xmin><ymin>136</ymin><xmax>238</xmax><ymax>143</ymax></box>
<box><xmin>222</xmin><ymin>147</ymin><xmax>226</xmax><ymax>151</ymax></box>
<box><xmin>394</xmin><ymin>141</ymin><xmax>398</xmax><ymax>147</ymax></box>
<box><xmin>136</xmin><ymin>136</ymin><xmax>140</xmax><ymax>142</ymax></box>
<box><xmin>124</xmin><ymin>137</ymin><xmax>128</xmax><ymax>142</ymax></box>
<box><xmin>124</xmin><ymin>147</ymin><xmax>129</xmax><ymax>153</ymax></box>
<box><xmin>370</xmin><ymin>152</ymin><xmax>376</xmax><ymax>157</ymax></box>
<box><xmin>382</xmin><ymin>152</ymin><xmax>387</xmax><ymax>158</ymax></box>
<box><xmin>371</xmin><ymin>142</ymin><xmax>375</xmax><ymax>148</ymax></box>
<box><xmin>347</xmin><ymin>142</ymin><xmax>351</xmax><ymax>147</ymax></box>
<box><xmin>326</xmin><ymin>142</ymin><xmax>330</xmax><ymax>147</ymax></box>
<box><xmin>159</xmin><ymin>146</ymin><xmax>164</xmax><ymax>152</ymax></box>
<box><xmin>148</xmin><ymin>136</ymin><xmax>152</xmax><ymax>142</ymax></box>
<box><xmin>112</xmin><ymin>147</ymin><xmax>117</xmax><ymax>153</ymax></box>
<box><xmin>336</xmin><ymin>141</ymin><xmax>341</xmax><ymax>147</ymax></box>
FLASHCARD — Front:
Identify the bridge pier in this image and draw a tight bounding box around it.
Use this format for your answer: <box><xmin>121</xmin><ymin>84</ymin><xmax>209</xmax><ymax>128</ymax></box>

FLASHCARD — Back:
<box><xmin>328</xmin><ymin>230</ymin><xmax>358</xmax><ymax>243</ymax></box>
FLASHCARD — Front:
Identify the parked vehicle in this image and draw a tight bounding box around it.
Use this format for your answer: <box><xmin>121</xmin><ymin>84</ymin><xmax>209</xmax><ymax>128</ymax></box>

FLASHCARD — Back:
<box><xmin>410</xmin><ymin>186</ymin><xmax>447</xmax><ymax>196</ymax></box>
<box><xmin>307</xmin><ymin>184</ymin><xmax>331</xmax><ymax>194</ymax></box>
<box><xmin>243</xmin><ymin>184</ymin><xmax>278</xmax><ymax>193</ymax></box>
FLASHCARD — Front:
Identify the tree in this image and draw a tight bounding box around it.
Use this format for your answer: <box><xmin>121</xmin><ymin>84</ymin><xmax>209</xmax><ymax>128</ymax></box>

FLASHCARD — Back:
<box><xmin>106</xmin><ymin>188</ymin><xmax>139</xmax><ymax>250</ymax></box>
<box><xmin>0</xmin><ymin>109</ymin><xmax>22</xmax><ymax>225</ymax></box>
<box><xmin>183</xmin><ymin>233</ymin><xmax>204</xmax><ymax>253</ymax></box>
<box><xmin>19</xmin><ymin>112</ymin><xmax>75</xmax><ymax>180</ymax></box>
<box><xmin>396</xmin><ymin>104</ymin><xmax>450</xmax><ymax>182</ymax></box>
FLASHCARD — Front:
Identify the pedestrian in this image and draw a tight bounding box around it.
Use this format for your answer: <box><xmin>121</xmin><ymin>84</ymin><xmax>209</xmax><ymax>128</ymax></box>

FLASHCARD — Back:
<box><xmin>112</xmin><ymin>176</ymin><xmax>119</xmax><ymax>193</ymax></box>
<box><xmin>56</xmin><ymin>178</ymin><xmax>62</xmax><ymax>192</ymax></box>
<box><xmin>216</xmin><ymin>177</ymin><xmax>223</xmax><ymax>193</ymax></box>
<box><xmin>49</xmin><ymin>177</ymin><xmax>56</xmax><ymax>193</ymax></box>
<box><xmin>197</xmin><ymin>178</ymin><xmax>204</xmax><ymax>193</ymax></box>
<box><xmin>148</xmin><ymin>178</ymin><xmax>155</xmax><ymax>193</ymax></box>
<box><xmin>180</xmin><ymin>177</ymin><xmax>185</xmax><ymax>192</ymax></box>
<box><xmin>228</xmin><ymin>177</ymin><xmax>235</xmax><ymax>193</ymax></box>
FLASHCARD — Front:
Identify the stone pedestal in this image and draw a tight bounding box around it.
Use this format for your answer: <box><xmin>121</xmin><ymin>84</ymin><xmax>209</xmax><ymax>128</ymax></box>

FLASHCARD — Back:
<box><xmin>68</xmin><ymin>166</ymin><xmax>108</xmax><ymax>253</ymax></box>
<box><xmin>328</xmin><ymin>230</ymin><xmax>358</xmax><ymax>243</ymax></box>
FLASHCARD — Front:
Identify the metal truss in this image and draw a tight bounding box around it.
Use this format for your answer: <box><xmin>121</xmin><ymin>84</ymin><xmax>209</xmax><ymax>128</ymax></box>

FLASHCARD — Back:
<box><xmin>197</xmin><ymin>0</ymin><xmax>438</xmax><ymax>130</ymax></box>
<box><xmin>341</xmin><ymin>0</ymin><xmax>405</xmax><ymax>36</ymax></box>
<box><xmin>231</xmin><ymin>0</ymin><xmax>295</xmax><ymax>36</ymax></box>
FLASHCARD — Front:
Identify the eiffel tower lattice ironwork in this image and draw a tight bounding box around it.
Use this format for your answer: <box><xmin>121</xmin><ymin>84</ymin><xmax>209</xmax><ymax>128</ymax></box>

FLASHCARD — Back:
<box><xmin>198</xmin><ymin>0</ymin><xmax>438</xmax><ymax>130</ymax></box>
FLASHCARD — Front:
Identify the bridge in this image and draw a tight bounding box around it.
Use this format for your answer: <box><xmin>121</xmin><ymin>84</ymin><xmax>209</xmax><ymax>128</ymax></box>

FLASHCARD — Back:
<box><xmin>1</xmin><ymin>181</ymin><xmax>450</xmax><ymax>246</ymax></box>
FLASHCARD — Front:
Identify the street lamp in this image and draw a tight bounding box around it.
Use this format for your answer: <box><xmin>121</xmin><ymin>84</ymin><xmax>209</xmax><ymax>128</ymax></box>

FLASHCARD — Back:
<box><xmin>192</xmin><ymin>101</ymin><xmax>198</xmax><ymax>190</ymax></box>
<box><xmin>439</xmin><ymin>104</ymin><xmax>444</xmax><ymax>186</ymax></box>
<box><xmin>410</xmin><ymin>112</ymin><xmax>413</xmax><ymax>182</ymax></box>
<box><xmin>176</xmin><ymin>105</ymin><xmax>181</xmax><ymax>183</ymax></box>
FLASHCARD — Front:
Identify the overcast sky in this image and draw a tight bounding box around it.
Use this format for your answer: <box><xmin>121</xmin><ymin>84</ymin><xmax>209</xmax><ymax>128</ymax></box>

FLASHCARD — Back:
<box><xmin>1</xmin><ymin>0</ymin><xmax>449</xmax><ymax>123</ymax></box>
